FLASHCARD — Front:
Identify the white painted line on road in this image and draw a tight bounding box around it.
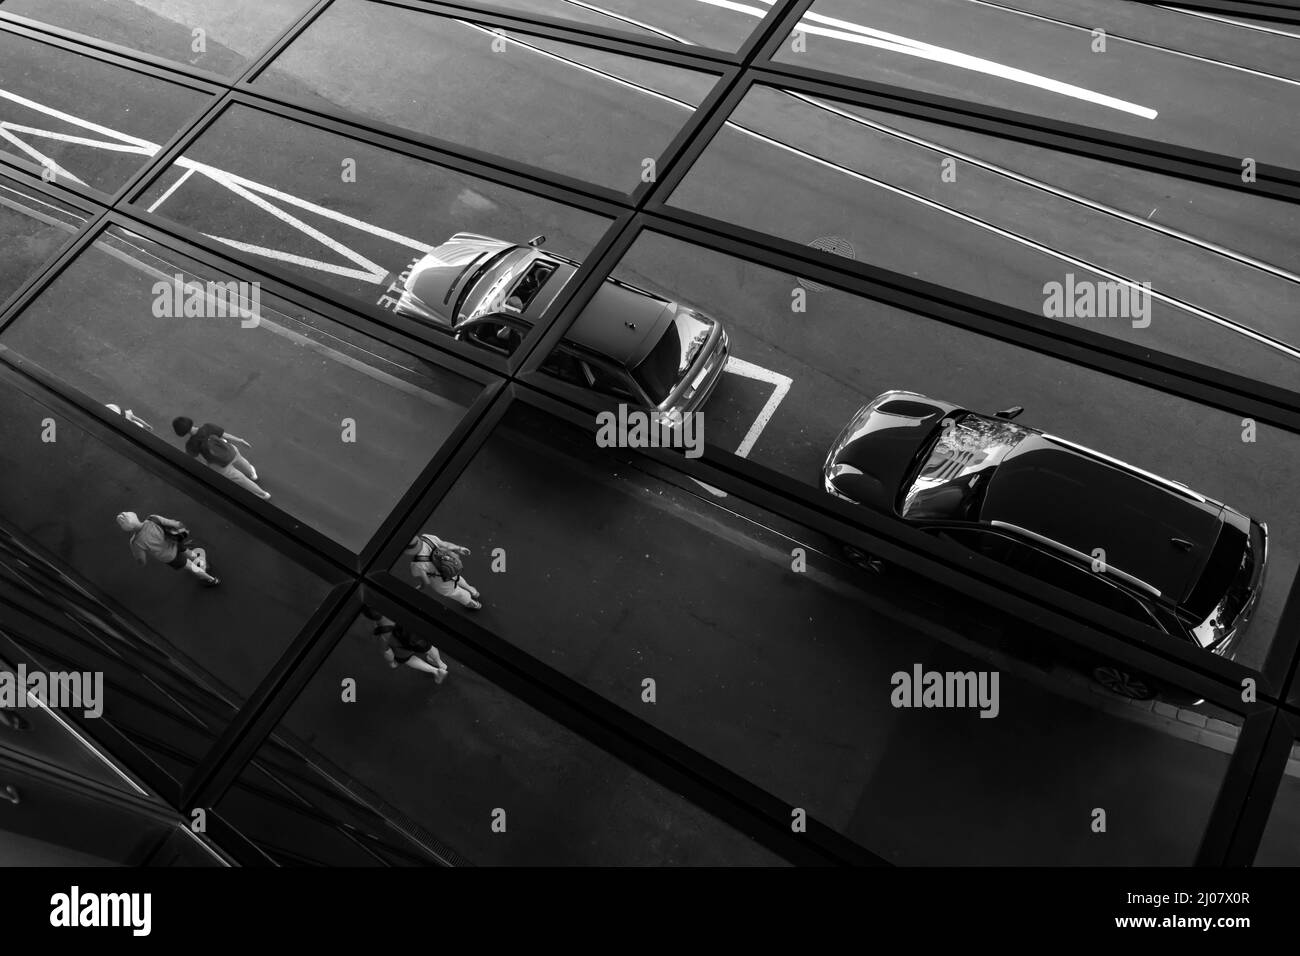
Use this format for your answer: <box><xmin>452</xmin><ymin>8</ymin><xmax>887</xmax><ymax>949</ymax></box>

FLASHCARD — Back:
<box><xmin>725</xmin><ymin>357</ymin><xmax>792</xmax><ymax>459</ymax></box>
<box><xmin>146</xmin><ymin>166</ymin><xmax>195</xmax><ymax>213</ymax></box>
<box><xmin>0</xmin><ymin>125</ymin><xmax>154</xmax><ymax>153</ymax></box>
<box><xmin>454</xmin><ymin>20</ymin><xmax>702</xmax><ymax>113</ymax></box>
<box><xmin>788</xmin><ymin>91</ymin><xmax>1300</xmax><ymax>286</ymax></box>
<box><xmin>743</xmin><ymin>0</ymin><xmax>1159</xmax><ymax>118</ymax></box>
<box><xmin>198</xmin><ymin>235</ymin><xmax>389</xmax><ymax>283</ymax></box>
<box><xmin>171</xmin><ymin>158</ymin><xmax>440</xmax><ymax>253</ymax></box>
<box><xmin>689</xmin><ymin>358</ymin><xmax>793</xmax><ymax>498</ymax></box>
<box><xmin>0</xmin><ymin>192</ymin><xmax>81</xmax><ymax>232</ymax></box>
<box><xmin>558</xmin><ymin>0</ymin><xmax>697</xmax><ymax>44</ymax></box>
<box><xmin>0</xmin><ymin>88</ymin><xmax>157</xmax><ymax>149</ymax></box>
<box><xmin>1160</xmin><ymin>6</ymin><xmax>1300</xmax><ymax>41</ymax></box>
<box><xmin>0</xmin><ymin>127</ymin><xmax>86</xmax><ymax>185</ymax></box>
<box><xmin>192</xmin><ymin>166</ymin><xmax>390</xmax><ymax>283</ymax></box>
<box><xmin>958</xmin><ymin>0</ymin><xmax>1300</xmax><ymax>87</ymax></box>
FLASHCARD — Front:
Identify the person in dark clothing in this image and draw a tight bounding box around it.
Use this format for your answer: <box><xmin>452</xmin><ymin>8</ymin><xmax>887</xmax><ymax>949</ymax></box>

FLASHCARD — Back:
<box><xmin>172</xmin><ymin>416</ymin><xmax>269</xmax><ymax>499</ymax></box>
<box><xmin>360</xmin><ymin>607</ymin><xmax>448</xmax><ymax>682</ymax></box>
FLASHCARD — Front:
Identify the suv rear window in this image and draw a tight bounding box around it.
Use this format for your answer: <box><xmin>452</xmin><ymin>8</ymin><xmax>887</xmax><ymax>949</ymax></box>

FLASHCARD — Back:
<box><xmin>1184</xmin><ymin>520</ymin><xmax>1249</xmax><ymax>620</ymax></box>
<box><xmin>631</xmin><ymin>311</ymin><xmax>714</xmax><ymax>405</ymax></box>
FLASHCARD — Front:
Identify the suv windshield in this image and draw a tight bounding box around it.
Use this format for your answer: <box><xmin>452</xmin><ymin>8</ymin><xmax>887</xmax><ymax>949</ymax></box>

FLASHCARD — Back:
<box><xmin>901</xmin><ymin>414</ymin><xmax>1029</xmax><ymax>520</ymax></box>
<box><xmin>631</xmin><ymin>310</ymin><xmax>714</xmax><ymax>405</ymax></box>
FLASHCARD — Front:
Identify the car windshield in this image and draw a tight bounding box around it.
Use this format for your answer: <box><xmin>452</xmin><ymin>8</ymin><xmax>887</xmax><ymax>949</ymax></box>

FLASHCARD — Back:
<box><xmin>900</xmin><ymin>414</ymin><xmax>1029</xmax><ymax>520</ymax></box>
<box><xmin>631</xmin><ymin>311</ymin><xmax>714</xmax><ymax>405</ymax></box>
<box><xmin>454</xmin><ymin>248</ymin><xmax>521</xmax><ymax>323</ymax></box>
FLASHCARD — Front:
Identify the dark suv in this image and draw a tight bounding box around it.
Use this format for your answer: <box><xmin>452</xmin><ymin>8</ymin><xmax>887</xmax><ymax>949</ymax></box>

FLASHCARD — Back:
<box><xmin>823</xmin><ymin>391</ymin><xmax>1268</xmax><ymax>663</ymax></box>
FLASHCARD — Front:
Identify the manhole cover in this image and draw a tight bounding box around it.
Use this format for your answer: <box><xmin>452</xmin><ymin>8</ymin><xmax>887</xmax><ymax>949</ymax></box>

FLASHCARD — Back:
<box><xmin>796</xmin><ymin>236</ymin><xmax>856</xmax><ymax>292</ymax></box>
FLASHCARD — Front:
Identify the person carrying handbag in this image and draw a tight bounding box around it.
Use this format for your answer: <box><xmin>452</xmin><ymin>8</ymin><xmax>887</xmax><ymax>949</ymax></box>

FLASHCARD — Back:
<box><xmin>405</xmin><ymin>532</ymin><xmax>481</xmax><ymax>610</ymax></box>
<box><xmin>116</xmin><ymin>511</ymin><xmax>219</xmax><ymax>587</ymax></box>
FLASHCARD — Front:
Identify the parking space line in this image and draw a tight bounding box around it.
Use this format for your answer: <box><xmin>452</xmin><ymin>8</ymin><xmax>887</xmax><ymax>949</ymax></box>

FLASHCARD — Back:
<box><xmin>146</xmin><ymin>166</ymin><xmax>195</xmax><ymax>213</ymax></box>
<box><xmin>726</xmin><ymin>357</ymin><xmax>792</xmax><ymax>459</ymax></box>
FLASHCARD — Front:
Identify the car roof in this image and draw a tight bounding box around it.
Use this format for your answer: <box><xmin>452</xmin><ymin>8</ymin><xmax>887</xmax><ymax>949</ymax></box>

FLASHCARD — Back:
<box><xmin>980</xmin><ymin>435</ymin><xmax>1224</xmax><ymax>605</ymax></box>
<box><xmin>566</xmin><ymin>280</ymin><xmax>675</xmax><ymax>369</ymax></box>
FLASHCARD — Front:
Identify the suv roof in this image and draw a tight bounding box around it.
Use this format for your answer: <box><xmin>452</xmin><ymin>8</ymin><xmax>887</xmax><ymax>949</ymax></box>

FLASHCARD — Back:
<box><xmin>980</xmin><ymin>435</ymin><xmax>1225</xmax><ymax>605</ymax></box>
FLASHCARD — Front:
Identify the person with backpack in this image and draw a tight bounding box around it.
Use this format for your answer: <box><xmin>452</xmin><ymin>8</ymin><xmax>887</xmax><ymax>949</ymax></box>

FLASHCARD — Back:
<box><xmin>405</xmin><ymin>532</ymin><xmax>481</xmax><ymax>610</ymax></box>
<box><xmin>115</xmin><ymin>511</ymin><xmax>219</xmax><ymax>587</ymax></box>
<box><xmin>359</xmin><ymin>607</ymin><xmax>448</xmax><ymax>682</ymax></box>
<box><xmin>171</xmin><ymin>416</ymin><xmax>270</xmax><ymax>500</ymax></box>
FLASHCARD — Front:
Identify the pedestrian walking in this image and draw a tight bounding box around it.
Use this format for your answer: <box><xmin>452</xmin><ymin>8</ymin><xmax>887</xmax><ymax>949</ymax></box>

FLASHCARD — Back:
<box><xmin>171</xmin><ymin>416</ymin><xmax>270</xmax><ymax>500</ymax></box>
<box><xmin>405</xmin><ymin>533</ymin><xmax>481</xmax><ymax>610</ymax></box>
<box><xmin>115</xmin><ymin>511</ymin><xmax>219</xmax><ymax>587</ymax></box>
<box><xmin>360</xmin><ymin>607</ymin><xmax>448</xmax><ymax>682</ymax></box>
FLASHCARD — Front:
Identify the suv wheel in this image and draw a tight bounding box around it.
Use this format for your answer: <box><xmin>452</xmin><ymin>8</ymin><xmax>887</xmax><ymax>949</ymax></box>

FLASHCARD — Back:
<box><xmin>1092</xmin><ymin>665</ymin><xmax>1156</xmax><ymax>701</ymax></box>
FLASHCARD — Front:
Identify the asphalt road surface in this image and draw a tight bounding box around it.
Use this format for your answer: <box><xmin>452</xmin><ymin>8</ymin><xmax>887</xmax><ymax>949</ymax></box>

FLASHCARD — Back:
<box><xmin>0</xmin><ymin>0</ymin><xmax>1295</xmax><ymax>864</ymax></box>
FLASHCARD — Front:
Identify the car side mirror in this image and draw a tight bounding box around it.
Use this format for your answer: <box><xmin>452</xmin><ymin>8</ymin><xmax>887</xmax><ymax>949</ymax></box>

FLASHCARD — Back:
<box><xmin>994</xmin><ymin>406</ymin><xmax>1024</xmax><ymax>420</ymax></box>
<box><xmin>528</xmin><ymin>235</ymin><xmax>547</xmax><ymax>247</ymax></box>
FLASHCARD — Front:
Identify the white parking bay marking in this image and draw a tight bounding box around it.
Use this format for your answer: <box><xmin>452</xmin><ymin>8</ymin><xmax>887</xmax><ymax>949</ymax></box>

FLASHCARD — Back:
<box><xmin>0</xmin><ymin>87</ymin><xmax>796</xmax><ymax>497</ymax></box>
<box><xmin>691</xmin><ymin>358</ymin><xmax>794</xmax><ymax>498</ymax></box>
<box><xmin>726</xmin><ymin>357</ymin><xmax>792</xmax><ymax>459</ymax></box>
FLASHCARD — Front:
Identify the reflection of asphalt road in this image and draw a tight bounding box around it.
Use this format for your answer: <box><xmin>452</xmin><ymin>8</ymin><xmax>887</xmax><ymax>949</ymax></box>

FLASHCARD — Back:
<box><xmin>277</xmin><ymin>618</ymin><xmax>782</xmax><ymax>866</ymax></box>
<box><xmin>608</xmin><ymin>235</ymin><xmax>1296</xmax><ymax>670</ymax></box>
<box><xmin>1</xmin><ymin>0</ymin><xmax>312</xmax><ymax>78</ymax></box>
<box><xmin>0</xmin><ymin>232</ymin><xmax>477</xmax><ymax>552</ymax></box>
<box><xmin>673</xmin><ymin>87</ymin><xmax>1300</xmax><ymax>390</ymax></box>
<box><xmin>254</xmin><ymin>0</ymin><xmax>717</xmax><ymax>192</ymax></box>
<box><xmin>0</xmin><ymin>368</ymin><xmax>335</xmax><ymax>699</ymax></box>
<box><xmin>13</xmin><ymin>50</ymin><xmax>1290</xmax><ymax>664</ymax></box>
<box><xmin>385</xmin><ymin>418</ymin><xmax>1232</xmax><ymax>863</ymax></box>
<box><xmin>775</xmin><ymin>0</ymin><xmax>1300</xmax><ymax>165</ymax></box>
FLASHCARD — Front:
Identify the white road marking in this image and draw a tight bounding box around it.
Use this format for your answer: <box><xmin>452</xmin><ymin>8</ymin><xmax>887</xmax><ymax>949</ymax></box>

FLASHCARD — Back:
<box><xmin>146</xmin><ymin>166</ymin><xmax>194</xmax><ymax>213</ymax></box>
<box><xmin>725</xmin><ymin>357</ymin><xmax>793</xmax><ymax>459</ymax></box>
<box><xmin>742</xmin><ymin>0</ymin><xmax>1158</xmax><ymax>118</ymax></box>
<box><xmin>198</xmin><ymin>235</ymin><xmax>389</xmax><ymax>282</ymax></box>
<box><xmin>0</xmin><ymin>125</ymin><xmax>154</xmax><ymax>153</ymax></box>
<box><xmin>1159</xmin><ymin>6</ymin><xmax>1300</xmax><ymax>41</ymax></box>
<box><xmin>557</xmin><ymin>0</ymin><xmax>697</xmax><ymax>44</ymax></box>
<box><xmin>689</xmin><ymin>358</ymin><xmax>793</xmax><ymax>497</ymax></box>
<box><xmin>454</xmin><ymin>21</ymin><xmax>700</xmax><ymax>112</ymax></box>
<box><xmin>0</xmin><ymin>88</ymin><xmax>158</xmax><ymax>149</ymax></box>
<box><xmin>784</xmin><ymin>91</ymin><xmax>1300</xmax><ymax>285</ymax></box>
<box><xmin>187</xmin><ymin>165</ymin><xmax>390</xmax><ymax>282</ymax></box>
<box><xmin>958</xmin><ymin>0</ymin><xmax>1300</xmax><ymax>87</ymax></box>
<box><xmin>171</xmin><ymin>157</ymin><xmax>439</xmax><ymax>253</ymax></box>
<box><xmin>0</xmin><ymin>126</ymin><xmax>86</xmax><ymax>185</ymax></box>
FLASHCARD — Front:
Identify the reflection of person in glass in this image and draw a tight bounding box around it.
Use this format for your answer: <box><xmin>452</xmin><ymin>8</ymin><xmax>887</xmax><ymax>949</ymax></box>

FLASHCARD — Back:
<box><xmin>360</xmin><ymin>607</ymin><xmax>448</xmax><ymax>683</ymax></box>
<box><xmin>172</xmin><ymin>416</ymin><xmax>269</xmax><ymax>500</ymax></box>
<box><xmin>115</xmin><ymin>511</ymin><xmax>219</xmax><ymax>587</ymax></box>
<box><xmin>406</xmin><ymin>533</ymin><xmax>481</xmax><ymax>610</ymax></box>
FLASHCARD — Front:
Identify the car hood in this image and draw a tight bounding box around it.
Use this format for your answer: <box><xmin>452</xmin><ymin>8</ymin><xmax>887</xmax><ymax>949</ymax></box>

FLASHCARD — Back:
<box><xmin>824</xmin><ymin>391</ymin><xmax>963</xmax><ymax>512</ymax></box>
<box><xmin>403</xmin><ymin>234</ymin><xmax>515</xmax><ymax>327</ymax></box>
